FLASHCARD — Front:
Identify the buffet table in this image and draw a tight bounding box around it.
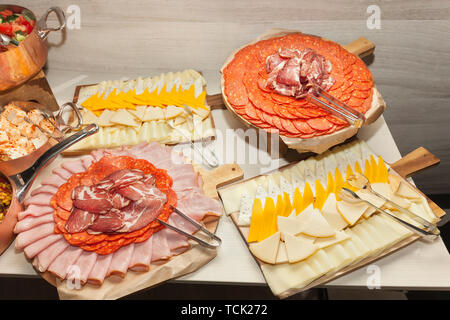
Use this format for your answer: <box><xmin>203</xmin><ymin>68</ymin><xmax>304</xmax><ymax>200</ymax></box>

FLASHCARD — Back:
<box><xmin>0</xmin><ymin>69</ymin><xmax>449</xmax><ymax>293</ymax></box>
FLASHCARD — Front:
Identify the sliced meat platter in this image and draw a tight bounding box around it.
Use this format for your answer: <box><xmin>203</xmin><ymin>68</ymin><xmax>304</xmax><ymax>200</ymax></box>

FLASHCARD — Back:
<box><xmin>14</xmin><ymin>142</ymin><xmax>223</xmax><ymax>287</ymax></box>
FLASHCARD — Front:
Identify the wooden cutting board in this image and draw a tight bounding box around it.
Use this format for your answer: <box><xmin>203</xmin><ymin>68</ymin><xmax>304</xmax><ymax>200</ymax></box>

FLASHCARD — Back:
<box><xmin>221</xmin><ymin>146</ymin><xmax>444</xmax><ymax>298</ymax></box>
<box><xmin>34</xmin><ymin>161</ymin><xmax>244</xmax><ymax>299</ymax></box>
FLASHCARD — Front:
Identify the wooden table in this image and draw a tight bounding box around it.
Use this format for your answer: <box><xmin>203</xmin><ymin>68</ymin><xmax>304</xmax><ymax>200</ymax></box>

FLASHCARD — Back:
<box><xmin>0</xmin><ymin>69</ymin><xmax>449</xmax><ymax>293</ymax></box>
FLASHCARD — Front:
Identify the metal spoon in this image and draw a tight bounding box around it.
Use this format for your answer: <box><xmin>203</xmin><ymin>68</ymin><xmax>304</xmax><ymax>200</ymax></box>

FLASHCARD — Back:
<box><xmin>346</xmin><ymin>172</ymin><xmax>439</xmax><ymax>235</ymax></box>
<box><xmin>339</xmin><ymin>187</ymin><xmax>439</xmax><ymax>241</ymax></box>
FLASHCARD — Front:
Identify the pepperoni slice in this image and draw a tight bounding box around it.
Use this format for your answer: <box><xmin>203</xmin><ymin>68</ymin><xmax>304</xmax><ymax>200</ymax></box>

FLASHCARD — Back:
<box><xmin>307</xmin><ymin>117</ymin><xmax>334</xmax><ymax>131</ymax></box>
<box><xmin>225</xmin><ymin>80</ymin><xmax>248</xmax><ymax>107</ymax></box>
<box><xmin>270</xmin><ymin>92</ymin><xmax>296</xmax><ymax>105</ymax></box>
<box><xmin>292</xmin><ymin>119</ymin><xmax>315</xmax><ymax>134</ymax></box>
<box><xmin>280</xmin><ymin>118</ymin><xmax>301</xmax><ymax>135</ymax></box>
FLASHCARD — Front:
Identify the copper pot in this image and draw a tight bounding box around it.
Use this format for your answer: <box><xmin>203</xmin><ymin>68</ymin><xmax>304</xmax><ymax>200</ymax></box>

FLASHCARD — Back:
<box><xmin>0</xmin><ymin>5</ymin><xmax>65</xmax><ymax>91</ymax></box>
<box><xmin>0</xmin><ymin>101</ymin><xmax>98</xmax><ymax>255</ymax></box>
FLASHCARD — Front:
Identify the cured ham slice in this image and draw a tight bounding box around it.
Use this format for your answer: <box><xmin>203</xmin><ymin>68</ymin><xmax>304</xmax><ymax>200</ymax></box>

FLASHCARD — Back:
<box><xmin>72</xmin><ymin>185</ymin><xmax>112</xmax><ymax>214</ymax></box>
<box><xmin>87</xmin><ymin>254</ymin><xmax>113</xmax><ymax>285</ymax></box>
<box><xmin>81</xmin><ymin>155</ymin><xmax>94</xmax><ymax>170</ymax></box>
<box><xmin>129</xmin><ymin>237</ymin><xmax>153</xmax><ymax>272</ymax></box>
<box><xmin>23</xmin><ymin>234</ymin><xmax>62</xmax><ymax>259</ymax></box>
<box><xmin>24</xmin><ymin>193</ymin><xmax>52</xmax><ymax>207</ymax></box>
<box><xmin>14</xmin><ymin>213</ymin><xmax>54</xmax><ymax>233</ymax></box>
<box><xmin>35</xmin><ymin>239</ymin><xmax>70</xmax><ymax>272</ymax></box>
<box><xmin>47</xmin><ymin>246</ymin><xmax>83</xmax><ymax>280</ymax></box>
<box><xmin>52</xmin><ymin>167</ymin><xmax>73</xmax><ymax>180</ymax></box>
<box><xmin>107</xmin><ymin>244</ymin><xmax>135</xmax><ymax>277</ymax></box>
<box><xmin>163</xmin><ymin>225</ymin><xmax>189</xmax><ymax>253</ymax></box>
<box><xmin>15</xmin><ymin>222</ymin><xmax>55</xmax><ymax>250</ymax></box>
<box><xmin>65</xmin><ymin>209</ymin><xmax>96</xmax><ymax>233</ymax></box>
<box><xmin>30</xmin><ymin>185</ymin><xmax>59</xmax><ymax>197</ymax></box>
<box><xmin>88</xmin><ymin>209</ymin><xmax>124</xmax><ymax>233</ymax></box>
<box><xmin>177</xmin><ymin>192</ymin><xmax>222</xmax><ymax>221</ymax></box>
<box><xmin>18</xmin><ymin>204</ymin><xmax>53</xmax><ymax>220</ymax></box>
<box><xmin>150</xmin><ymin>231</ymin><xmax>171</xmax><ymax>262</ymax></box>
<box><xmin>72</xmin><ymin>251</ymin><xmax>97</xmax><ymax>284</ymax></box>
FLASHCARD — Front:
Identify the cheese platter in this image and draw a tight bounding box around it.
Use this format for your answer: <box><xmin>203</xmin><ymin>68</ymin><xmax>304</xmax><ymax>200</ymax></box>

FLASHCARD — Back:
<box><xmin>218</xmin><ymin>139</ymin><xmax>444</xmax><ymax>298</ymax></box>
<box><xmin>65</xmin><ymin>69</ymin><xmax>217</xmax><ymax>155</ymax></box>
<box><xmin>13</xmin><ymin>142</ymin><xmax>243</xmax><ymax>299</ymax></box>
<box><xmin>221</xmin><ymin>29</ymin><xmax>386</xmax><ymax>155</ymax></box>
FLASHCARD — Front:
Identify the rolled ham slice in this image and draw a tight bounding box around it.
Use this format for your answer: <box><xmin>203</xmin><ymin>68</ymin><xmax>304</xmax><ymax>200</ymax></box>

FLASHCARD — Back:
<box><xmin>14</xmin><ymin>213</ymin><xmax>54</xmax><ymax>234</ymax></box>
<box><xmin>47</xmin><ymin>246</ymin><xmax>83</xmax><ymax>280</ymax></box>
<box><xmin>62</xmin><ymin>159</ymin><xmax>85</xmax><ymax>174</ymax></box>
<box><xmin>23</xmin><ymin>234</ymin><xmax>62</xmax><ymax>259</ymax></box>
<box><xmin>107</xmin><ymin>244</ymin><xmax>135</xmax><ymax>278</ymax></box>
<box><xmin>177</xmin><ymin>192</ymin><xmax>222</xmax><ymax>221</ymax></box>
<box><xmin>40</xmin><ymin>173</ymin><xmax>66</xmax><ymax>188</ymax></box>
<box><xmin>24</xmin><ymin>193</ymin><xmax>53</xmax><ymax>207</ymax></box>
<box><xmin>150</xmin><ymin>231</ymin><xmax>171</xmax><ymax>262</ymax></box>
<box><xmin>35</xmin><ymin>239</ymin><xmax>70</xmax><ymax>272</ymax></box>
<box><xmin>30</xmin><ymin>185</ymin><xmax>59</xmax><ymax>197</ymax></box>
<box><xmin>72</xmin><ymin>251</ymin><xmax>98</xmax><ymax>284</ymax></box>
<box><xmin>87</xmin><ymin>254</ymin><xmax>113</xmax><ymax>286</ymax></box>
<box><xmin>18</xmin><ymin>204</ymin><xmax>53</xmax><ymax>220</ymax></box>
<box><xmin>81</xmin><ymin>155</ymin><xmax>94</xmax><ymax>170</ymax></box>
<box><xmin>129</xmin><ymin>237</ymin><xmax>153</xmax><ymax>272</ymax></box>
<box><xmin>15</xmin><ymin>222</ymin><xmax>55</xmax><ymax>250</ymax></box>
<box><xmin>52</xmin><ymin>167</ymin><xmax>73</xmax><ymax>180</ymax></box>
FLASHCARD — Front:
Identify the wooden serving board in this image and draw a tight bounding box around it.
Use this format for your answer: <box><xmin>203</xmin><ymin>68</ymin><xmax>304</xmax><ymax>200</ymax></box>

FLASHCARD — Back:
<box><xmin>220</xmin><ymin>29</ymin><xmax>386</xmax><ymax>155</ymax></box>
<box><xmin>220</xmin><ymin>146</ymin><xmax>444</xmax><ymax>298</ymax></box>
<box><xmin>36</xmin><ymin>161</ymin><xmax>243</xmax><ymax>300</ymax></box>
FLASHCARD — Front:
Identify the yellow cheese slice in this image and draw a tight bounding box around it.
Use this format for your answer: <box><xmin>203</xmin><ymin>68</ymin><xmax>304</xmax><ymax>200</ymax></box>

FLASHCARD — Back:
<box><xmin>261</xmin><ymin>197</ymin><xmax>277</xmax><ymax>241</ymax></box>
<box><xmin>388</xmin><ymin>174</ymin><xmax>402</xmax><ymax>193</ymax></box>
<box><xmin>336</xmin><ymin>200</ymin><xmax>369</xmax><ymax>226</ymax></box>
<box><xmin>325</xmin><ymin>172</ymin><xmax>334</xmax><ymax>199</ymax></box>
<box><xmin>334</xmin><ymin>168</ymin><xmax>344</xmax><ymax>199</ymax></box>
<box><xmin>249</xmin><ymin>231</ymin><xmax>280</xmax><ymax>264</ymax></box>
<box><xmin>110</xmin><ymin>109</ymin><xmax>140</xmax><ymax>127</ymax></box>
<box><xmin>369</xmin><ymin>155</ymin><xmax>379</xmax><ymax>183</ymax></box>
<box><xmin>314</xmin><ymin>180</ymin><xmax>327</xmax><ymax>210</ymax></box>
<box><xmin>321</xmin><ymin>193</ymin><xmax>349</xmax><ymax>231</ymax></box>
<box><xmin>292</xmin><ymin>187</ymin><xmax>303</xmax><ymax>215</ymax></box>
<box><xmin>375</xmin><ymin>156</ymin><xmax>389</xmax><ymax>183</ymax></box>
<box><xmin>300</xmin><ymin>182</ymin><xmax>314</xmax><ymax>211</ymax></box>
<box><xmin>301</xmin><ymin>209</ymin><xmax>336</xmax><ymax>238</ymax></box>
<box><xmin>284</xmin><ymin>233</ymin><xmax>318</xmax><ymax>263</ymax></box>
<box><xmin>354</xmin><ymin>161</ymin><xmax>363</xmax><ymax>175</ymax></box>
<box><xmin>247</xmin><ymin>198</ymin><xmax>263</xmax><ymax>243</ymax></box>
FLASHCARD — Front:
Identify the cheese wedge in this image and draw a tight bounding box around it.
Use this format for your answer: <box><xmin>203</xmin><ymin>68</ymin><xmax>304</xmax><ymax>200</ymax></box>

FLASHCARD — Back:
<box><xmin>314</xmin><ymin>230</ymin><xmax>350</xmax><ymax>249</ymax></box>
<box><xmin>96</xmin><ymin>109</ymin><xmax>115</xmax><ymax>126</ymax></box>
<box><xmin>249</xmin><ymin>231</ymin><xmax>281</xmax><ymax>264</ymax></box>
<box><xmin>284</xmin><ymin>233</ymin><xmax>318</xmax><ymax>263</ymax></box>
<box><xmin>165</xmin><ymin>105</ymin><xmax>184</xmax><ymax>119</ymax></box>
<box><xmin>81</xmin><ymin>108</ymin><xmax>98</xmax><ymax>125</ymax></box>
<box><xmin>355</xmin><ymin>189</ymin><xmax>386</xmax><ymax>208</ymax></box>
<box><xmin>275</xmin><ymin>241</ymin><xmax>288</xmax><ymax>264</ymax></box>
<box><xmin>321</xmin><ymin>193</ymin><xmax>348</xmax><ymax>231</ymax></box>
<box><xmin>277</xmin><ymin>216</ymin><xmax>303</xmax><ymax>236</ymax></box>
<box><xmin>336</xmin><ymin>200</ymin><xmax>369</xmax><ymax>226</ymax></box>
<box><xmin>143</xmin><ymin>106</ymin><xmax>165</xmax><ymax>121</ymax></box>
<box><xmin>110</xmin><ymin>109</ymin><xmax>140</xmax><ymax>127</ymax></box>
<box><xmin>301</xmin><ymin>209</ymin><xmax>336</xmax><ymax>238</ymax></box>
<box><xmin>388</xmin><ymin>174</ymin><xmax>402</xmax><ymax>193</ymax></box>
<box><xmin>396</xmin><ymin>181</ymin><xmax>421</xmax><ymax>200</ymax></box>
<box><xmin>128</xmin><ymin>105</ymin><xmax>147</xmax><ymax>121</ymax></box>
<box><xmin>296</xmin><ymin>204</ymin><xmax>314</xmax><ymax>226</ymax></box>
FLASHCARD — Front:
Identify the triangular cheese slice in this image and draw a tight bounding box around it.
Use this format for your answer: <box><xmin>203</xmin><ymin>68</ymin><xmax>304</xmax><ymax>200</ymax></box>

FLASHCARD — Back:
<box><xmin>128</xmin><ymin>105</ymin><xmax>147</xmax><ymax>121</ymax></box>
<box><xmin>336</xmin><ymin>200</ymin><xmax>369</xmax><ymax>226</ymax></box>
<box><xmin>388</xmin><ymin>174</ymin><xmax>402</xmax><ymax>193</ymax></box>
<box><xmin>356</xmin><ymin>189</ymin><xmax>386</xmax><ymax>208</ymax></box>
<box><xmin>96</xmin><ymin>109</ymin><xmax>115</xmax><ymax>126</ymax></box>
<box><xmin>277</xmin><ymin>216</ymin><xmax>303</xmax><ymax>236</ymax></box>
<box><xmin>284</xmin><ymin>233</ymin><xmax>318</xmax><ymax>263</ymax></box>
<box><xmin>80</xmin><ymin>108</ymin><xmax>98</xmax><ymax>125</ymax></box>
<box><xmin>314</xmin><ymin>230</ymin><xmax>350</xmax><ymax>249</ymax></box>
<box><xmin>275</xmin><ymin>241</ymin><xmax>288</xmax><ymax>264</ymax></box>
<box><xmin>301</xmin><ymin>209</ymin><xmax>336</xmax><ymax>238</ymax></box>
<box><xmin>321</xmin><ymin>193</ymin><xmax>349</xmax><ymax>231</ymax></box>
<box><xmin>296</xmin><ymin>204</ymin><xmax>314</xmax><ymax>225</ymax></box>
<box><xmin>165</xmin><ymin>105</ymin><xmax>184</xmax><ymax>119</ymax></box>
<box><xmin>110</xmin><ymin>109</ymin><xmax>140</xmax><ymax>127</ymax></box>
<box><xmin>396</xmin><ymin>181</ymin><xmax>421</xmax><ymax>200</ymax></box>
<box><xmin>249</xmin><ymin>231</ymin><xmax>280</xmax><ymax>264</ymax></box>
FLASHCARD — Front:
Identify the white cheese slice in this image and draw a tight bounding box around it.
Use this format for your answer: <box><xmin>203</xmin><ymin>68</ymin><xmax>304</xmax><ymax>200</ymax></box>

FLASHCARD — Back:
<box><xmin>277</xmin><ymin>216</ymin><xmax>303</xmax><ymax>236</ymax></box>
<box><xmin>321</xmin><ymin>193</ymin><xmax>349</xmax><ymax>231</ymax></box>
<box><xmin>192</xmin><ymin>106</ymin><xmax>210</xmax><ymax>120</ymax></box>
<box><xmin>343</xmin><ymin>228</ymin><xmax>372</xmax><ymax>259</ymax></box>
<box><xmin>275</xmin><ymin>241</ymin><xmax>288</xmax><ymax>264</ymax></box>
<box><xmin>267</xmin><ymin>177</ymin><xmax>282</xmax><ymax>199</ymax></box>
<box><xmin>279</xmin><ymin>175</ymin><xmax>293</xmax><ymax>199</ymax></box>
<box><xmin>218</xmin><ymin>184</ymin><xmax>247</xmax><ymax>215</ymax></box>
<box><xmin>249</xmin><ymin>231</ymin><xmax>281</xmax><ymax>264</ymax></box>
<box><xmin>396</xmin><ymin>181</ymin><xmax>422</xmax><ymax>200</ymax></box>
<box><xmin>296</xmin><ymin>204</ymin><xmax>314</xmax><ymax>226</ymax></box>
<box><xmin>81</xmin><ymin>108</ymin><xmax>98</xmax><ymax>125</ymax></box>
<box><xmin>96</xmin><ymin>109</ymin><xmax>115</xmax><ymax>127</ymax></box>
<box><xmin>110</xmin><ymin>109</ymin><xmax>140</xmax><ymax>127</ymax></box>
<box><xmin>314</xmin><ymin>230</ymin><xmax>350</xmax><ymax>249</ymax></box>
<box><xmin>237</xmin><ymin>192</ymin><xmax>253</xmax><ymax>226</ymax></box>
<box><xmin>301</xmin><ymin>209</ymin><xmax>336</xmax><ymax>238</ymax></box>
<box><xmin>314</xmin><ymin>160</ymin><xmax>327</xmax><ymax>186</ymax></box>
<box><xmin>305</xmin><ymin>249</ymin><xmax>334</xmax><ymax>277</ymax></box>
<box><xmin>284</xmin><ymin>233</ymin><xmax>318</xmax><ymax>263</ymax></box>
<box><xmin>143</xmin><ymin>106</ymin><xmax>165</xmax><ymax>121</ymax></box>
<box><xmin>165</xmin><ymin>105</ymin><xmax>184</xmax><ymax>119</ymax></box>
<box><xmin>336</xmin><ymin>200</ymin><xmax>369</xmax><ymax>226</ymax></box>
<box><xmin>323</xmin><ymin>243</ymin><xmax>353</xmax><ymax>271</ymax></box>
<box><xmin>290</xmin><ymin>169</ymin><xmax>305</xmax><ymax>191</ymax></box>
<box><xmin>333</xmin><ymin>146</ymin><xmax>350</xmax><ymax>176</ymax></box>
<box><xmin>128</xmin><ymin>105</ymin><xmax>147</xmax><ymax>121</ymax></box>
<box><xmin>323</xmin><ymin>151</ymin><xmax>339</xmax><ymax>176</ymax></box>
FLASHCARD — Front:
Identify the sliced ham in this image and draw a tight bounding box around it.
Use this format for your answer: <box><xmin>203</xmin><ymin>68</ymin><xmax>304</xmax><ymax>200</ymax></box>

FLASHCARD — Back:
<box><xmin>150</xmin><ymin>230</ymin><xmax>171</xmax><ymax>262</ymax></box>
<box><xmin>30</xmin><ymin>185</ymin><xmax>58</xmax><ymax>197</ymax></box>
<box><xmin>162</xmin><ymin>225</ymin><xmax>190</xmax><ymax>253</ymax></box>
<box><xmin>102</xmin><ymin>169</ymin><xmax>145</xmax><ymax>189</ymax></box>
<box><xmin>107</xmin><ymin>244</ymin><xmax>135</xmax><ymax>277</ymax></box>
<box><xmin>24</xmin><ymin>193</ymin><xmax>53</xmax><ymax>207</ymax></box>
<box><xmin>177</xmin><ymin>192</ymin><xmax>222</xmax><ymax>222</ymax></box>
<box><xmin>18</xmin><ymin>204</ymin><xmax>53</xmax><ymax>220</ymax></box>
<box><xmin>35</xmin><ymin>239</ymin><xmax>70</xmax><ymax>272</ymax></box>
<box><xmin>40</xmin><ymin>173</ymin><xmax>66</xmax><ymax>188</ymax></box>
<box><xmin>81</xmin><ymin>155</ymin><xmax>94</xmax><ymax>170</ymax></box>
<box><xmin>23</xmin><ymin>234</ymin><xmax>62</xmax><ymax>259</ymax></box>
<box><xmin>52</xmin><ymin>167</ymin><xmax>73</xmax><ymax>180</ymax></box>
<box><xmin>47</xmin><ymin>246</ymin><xmax>83</xmax><ymax>280</ymax></box>
<box><xmin>72</xmin><ymin>251</ymin><xmax>97</xmax><ymax>284</ymax></box>
<box><xmin>62</xmin><ymin>159</ymin><xmax>86</xmax><ymax>174</ymax></box>
<box><xmin>129</xmin><ymin>237</ymin><xmax>153</xmax><ymax>272</ymax></box>
<box><xmin>87</xmin><ymin>253</ymin><xmax>113</xmax><ymax>285</ymax></box>
<box><xmin>15</xmin><ymin>222</ymin><xmax>55</xmax><ymax>250</ymax></box>
<box><xmin>14</xmin><ymin>213</ymin><xmax>54</xmax><ymax>234</ymax></box>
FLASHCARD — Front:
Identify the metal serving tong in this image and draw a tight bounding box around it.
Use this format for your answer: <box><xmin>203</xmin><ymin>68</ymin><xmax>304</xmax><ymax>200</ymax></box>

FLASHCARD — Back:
<box><xmin>156</xmin><ymin>205</ymin><xmax>222</xmax><ymax>249</ymax></box>
<box><xmin>0</xmin><ymin>33</ymin><xmax>19</xmax><ymax>47</ymax></box>
<box><xmin>339</xmin><ymin>173</ymin><xmax>440</xmax><ymax>240</ymax></box>
<box><xmin>307</xmin><ymin>85</ymin><xmax>366</xmax><ymax>128</ymax></box>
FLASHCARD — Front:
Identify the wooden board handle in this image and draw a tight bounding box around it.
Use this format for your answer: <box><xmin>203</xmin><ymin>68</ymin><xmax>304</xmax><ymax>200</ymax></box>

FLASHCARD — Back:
<box><xmin>206</xmin><ymin>93</ymin><xmax>225</xmax><ymax>110</ymax></box>
<box><xmin>390</xmin><ymin>147</ymin><xmax>440</xmax><ymax>178</ymax></box>
<box><xmin>343</xmin><ymin>37</ymin><xmax>375</xmax><ymax>58</ymax></box>
<box><xmin>199</xmin><ymin>163</ymin><xmax>244</xmax><ymax>199</ymax></box>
